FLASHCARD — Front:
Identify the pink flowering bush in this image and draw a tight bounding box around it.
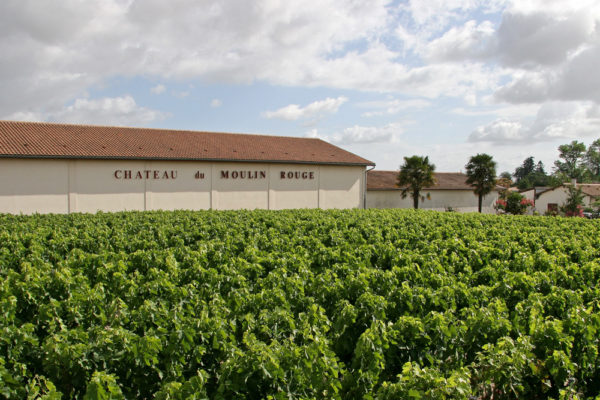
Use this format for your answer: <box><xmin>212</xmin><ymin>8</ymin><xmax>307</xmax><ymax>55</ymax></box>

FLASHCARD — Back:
<box><xmin>520</xmin><ymin>198</ymin><xmax>534</xmax><ymax>207</ymax></box>
<box><xmin>496</xmin><ymin>192</ymin><xmax>533</xmax><ymax>215</ymax></box>
<box><xmin>494</xmin><ymin>199</ymin><xmax>507</xmax><ymax>212</ymax></box>
<box><xmin>564</xmin><ymin>204</ymin><xmax>584</xmax><ymax>218</ymax></box>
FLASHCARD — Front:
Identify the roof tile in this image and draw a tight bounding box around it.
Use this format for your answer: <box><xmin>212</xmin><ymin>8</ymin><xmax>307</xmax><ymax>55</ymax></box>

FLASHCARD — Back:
<box><xmin>0</xmin><ymin>121</ymin><xmax>374</xmax><ymax>166</ymax></box>
<box><xmin>367</xmin><ymin>170</ymin><xmax>477</xmax><ymax>190</ymax></box>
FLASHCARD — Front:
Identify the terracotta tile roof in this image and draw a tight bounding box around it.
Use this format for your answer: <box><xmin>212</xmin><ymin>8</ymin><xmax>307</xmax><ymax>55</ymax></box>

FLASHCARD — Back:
<box><xmin>367</xmin><ymin>170</ymin><xmax>479</xmax><ymax>190</ymax></box>
<box><xmin>579</xmin><ymin>184</ymin><xmax>600</xmax><ymax>198</ymax></box>
<box><xmin>536</xmin><ymin>184</ymin><xmax>600</xmax><ymax>199</ymax></box>
<box><xmin>565</xmin><ymin>183</ymin><xmax>600</xmax><ymax>198</ymax></box>
<box><xmin>0</xmin><ymin>121</ymin><xmax>374</xmax><ymax>166</ymax></box>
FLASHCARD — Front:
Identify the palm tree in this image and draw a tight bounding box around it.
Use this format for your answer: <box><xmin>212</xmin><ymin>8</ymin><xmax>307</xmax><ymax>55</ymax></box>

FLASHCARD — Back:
<box><xmin>465</xmin><ymin>153</ymin><xmax>497</xmax><ymax>213</ymax></box>
<box><xmin>397</xmin><ymin>156</ymin><xmax>436</xmax><ymax>209</ymax></box>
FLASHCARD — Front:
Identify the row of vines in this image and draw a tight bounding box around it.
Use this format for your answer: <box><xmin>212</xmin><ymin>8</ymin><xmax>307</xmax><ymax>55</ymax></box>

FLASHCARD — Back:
<box><xmin>1</xmin><ymin>209</ymin><xmax>599</xmax><ymax>399</ymax></box>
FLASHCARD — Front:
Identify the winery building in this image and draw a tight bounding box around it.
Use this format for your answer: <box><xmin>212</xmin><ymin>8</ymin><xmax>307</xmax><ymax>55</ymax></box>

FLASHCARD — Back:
<box><xmin>366</xmin><ymin>170</ymin><xmax>499</xmax><ymax>213</ymax></box>
<box><xmin>0</xmin><ymin>121</ymin><xmax>374</xmax><ymax>214</ymax></box>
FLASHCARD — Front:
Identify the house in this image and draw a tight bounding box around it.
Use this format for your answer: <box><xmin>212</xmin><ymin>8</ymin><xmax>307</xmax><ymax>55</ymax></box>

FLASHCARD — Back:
<box><xmin>535</xmin><ymin>183</ymin><xmax>600</xmax><ymax>214</ymax></box>
<box><xmin>366</xmin><ymin>170</ymin><xmax>499</xmax><ymax>213</ymax></box>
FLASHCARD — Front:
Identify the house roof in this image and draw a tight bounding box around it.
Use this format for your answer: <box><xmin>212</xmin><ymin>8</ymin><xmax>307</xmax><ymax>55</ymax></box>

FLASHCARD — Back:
<box><xmin>0</xmin><ymin>120</ymin><xmax>375</xmax><ymax>166</ymax></box>
<box><xmin>535</xmin><ymin>183</ymin><xmax>600</xmax><ymax>199</ymax></box>
<box><xmin>533</xmin><ymin>186</ymin><xmax>553</xmax><ymax>197</ymax></box>
<box><xmin>580</xmin><ymin>184</ymin><xmax>600</xmax><ymax>198</ymax></box>
<box><xmin>367</xmin><ymin>170</ymin><xmax>478</xmax><ymax>190</ymax></box>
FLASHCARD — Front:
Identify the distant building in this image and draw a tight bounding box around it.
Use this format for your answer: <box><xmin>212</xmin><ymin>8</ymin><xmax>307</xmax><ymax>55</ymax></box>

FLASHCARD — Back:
<box><xmin>534</xmin><ymin>183</ymin><xmax>600</xmax><ymax>214</ymax></box>
<box><xmin>366</xmin><ymin>170</ymin><xmax>498</xmax><ymax>213</ymax></box>
<box><xmin>0</xmin><ymin>121</ymin><xmax>374</xmax><ymax>214</ymax></box>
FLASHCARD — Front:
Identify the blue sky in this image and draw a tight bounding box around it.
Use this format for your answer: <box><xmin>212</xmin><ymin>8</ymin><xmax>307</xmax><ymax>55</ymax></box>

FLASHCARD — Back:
<box><xmin>2</xmin><ymin>0</ymin><xmax>600</xmax><ymax>174</ymax></box>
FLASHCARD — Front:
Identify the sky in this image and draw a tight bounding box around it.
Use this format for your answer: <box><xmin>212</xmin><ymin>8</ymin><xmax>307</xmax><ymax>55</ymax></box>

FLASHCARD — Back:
<box><xmin>2</xmin><ymin>0</ymin><xmax>600</xmax><ymax>174</ymax></box>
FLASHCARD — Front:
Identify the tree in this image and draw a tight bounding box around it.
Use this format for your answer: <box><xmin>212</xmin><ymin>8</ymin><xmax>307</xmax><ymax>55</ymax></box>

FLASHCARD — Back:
<box><xmin>513</xmin><ymin>158</ymin><xmax>555</xmax><ymax>189</ymax></box>
<box><xmin>554</xmin><ymin>140</ymin><xmax>587</xmax><ymax>182</ymax></box>
<box><xmin>499</xmin><ymin>171</ymin><xmax>512</xmax><ymax>181</ymax></box>
<box><xmin>496</xmin><ymin>176</ymin><xmax>512</xmax><ymax>190</ymax></box>
<box><xmin>465</xmin><ymin>153</ymin><xmax>497</xmax><ymax>213</ymax></box>
<box><xmin>561</xmin><ymin>184</ymin><xmax>585</xmax><ymax>217</ymax></box>
<box><xmin>585</xmin><ymin>138</ymin><xmax>600</xmax><ymax>180</ymax></box>
<box><xmin>514</xmin><ymin>157</ymin><xmax>535</xmax><ymax>183</ymax></box>
<box><xmin>397</xmin><ymin>156</ymin><xmax>435</xmax><ymax>209</ymax></box>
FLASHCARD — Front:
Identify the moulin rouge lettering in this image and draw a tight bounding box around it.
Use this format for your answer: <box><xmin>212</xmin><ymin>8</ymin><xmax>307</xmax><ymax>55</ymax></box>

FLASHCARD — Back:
<box><xmin>218</xmin><ymin>170</ymin><xmax>315</xmax><ymax>180</ymax></box>
<box><xmin>114</xmin><ymin>170</ymin><xmax>178</xmax><ymax>180</ymax></box>
<box><xmin>113</xmin><ymin>169</ymin><xmax>315</xmax><ymax>181</ymax></box>
<box><xmin>220</xmin><ymin>170</ymin><xmax>267</xmax><ymax>179</ymax></box>
<box><xmin>280</xmin><ymin>171</ymin><xmax>314</xmax><ymax>180</ymax></box>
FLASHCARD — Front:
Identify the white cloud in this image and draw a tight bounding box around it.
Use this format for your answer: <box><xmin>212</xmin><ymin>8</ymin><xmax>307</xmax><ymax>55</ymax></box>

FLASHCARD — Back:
<box><xmin>493</xmin><ymin>70</ymin><xmax>556</xmax><ymax>103</ymax></box>
<box><xmin>310</xmin><ymin>123</ymin><xmax>404</xmax><ymax>145</ymax></box>
<box><xmin>420</xmin><ymin>1</ymin><xmax>597</xmax><ymax>68</ymax></box>
<box><xmin>402</xmin><ymin>0</ymin><xmax>504</xmax><ymax>36</ymax></box>
<box><xmin>425</xmin><ymin>20</ymin><xmax>496</xmax><ymax>62</ymax></box>
<box><xmin>469</xmin><ymin>120</ymin><xmax>527</xmax><ymax>143</ymax></box>
<box><xmin>506</xmin><ymin>0</ymin><xmax>599</xmax><ymax>15</ymax></box>
<box><xmin>451</xmin><ymin>103</ymin><xmax>539</xmax><ymax>119</ymax></box>
<box><xmin>418</xmin><ymin>140</ymin><xmax>560</xmax><ymax>175</ymax></box>
<box><xmin>1</xmin><ymin>0</ymin><xmax>600</xmax><ymax>155</ymax></box>
<box><xmin>0</xmin><ymin>0</ymin><xmax>389</xmax><ymax>117</ymax></box>
<box><xmin>48</xmin><ymin>96</ymin><xmax>169</xmax><ymax>126</ymax></box>
<box><xmin>494</xmin><ymin>9</ymin><xmax>595</xmax><ymax>68</ymax></box>
<box><xmin>469</xmin><ymin>101</ymin><xmax>600</xmax><ymax>144</ymax></box>
<box><xmin>210</xmin><ymin>99</ymin><xmax>222</xmax><ymax>108</ymax></box>
<box><xmin>263</xmin><ymin>97</ymin><xmax>348</xmax><ymax>121</ymax></box>
<box><xmin>359</xmin><ymin>98</ymin><xmax>432</xmax><ymax>117</ymax></box>
<box><xmin>495</xmin><ymin>44</ymin><xmax>600</xmax><ymax>104</ymax></box>
<box><xmin>3</xmin><ymin>111</ymin><xmax>45</xmax><ymax>122</ymax></box>
<box><xmin>150</xmin><ymin>84</ymin><xmax>166</xmax><ymax>94</ymax></box>
<box><xmin>416</xmin><ymin>1</ymin><xmax>600</xmax><ymax>108</ymax></box>
<box><xmin>3</xmin><ymin>95</ymin><xmax>169</xmax><ymax>126</ymax></box>
<box><xmin>0</xmin><ymin>0</ymin><xmax>506</xmax><ymax>120</ymax></box>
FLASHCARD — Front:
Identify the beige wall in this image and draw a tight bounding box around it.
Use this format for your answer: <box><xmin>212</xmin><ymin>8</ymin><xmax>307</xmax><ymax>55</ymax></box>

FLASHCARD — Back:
<box><xmin>0</xmin><ymin>158</ymin><xmax>364</xmax><ymax>214</ymax></box>
<box><xmin>319</xmin><ymin>165</ymin><xmax>364</xmax><ymax>209</ymax></box>
<box><xmin>0</xmin><ymin>159</ymin><xmax>69</xmax><ymax>214</ymax></box>
<box><xmin>211</xmin><ymin>163</ymin><xmax>269</xmax><ymax>210</ymax></box>
<box><xmin>534</xmin><ymin>187</ymin><xmax>594</xmax><ymax>214</ymax></box>
<box><xmin>521</xmin><ymin>189</ymin><xmax>535</xmax><ymax>202</ymax></box>
<box><xmin>269</xmin><ymin>164</ymin><xmax>319</xmax><ymax>210</ymax></box>
<box><xmin>367</xmin><ymin>189</ymin><xmax>498</xmax><ymax>214</ymax></box>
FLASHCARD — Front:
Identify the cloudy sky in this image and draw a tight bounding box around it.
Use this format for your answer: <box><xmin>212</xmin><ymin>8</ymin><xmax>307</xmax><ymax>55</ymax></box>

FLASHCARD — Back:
<box><xmin>2</xmin><ymin>0</ymin><xmax>600</xmax><ymax>173</ymax></box>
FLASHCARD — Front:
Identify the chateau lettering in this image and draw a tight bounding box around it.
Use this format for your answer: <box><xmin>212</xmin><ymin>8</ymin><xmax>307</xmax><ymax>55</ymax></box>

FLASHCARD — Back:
<box><xmin>114</xmin><ymin>170</ymin><xmax>178</xmax><ymax>180</ymax></box>
<box><xmin>113</xmin><ymin>169</ymin><xmax>316</xmax><ymax>180</ymax></box>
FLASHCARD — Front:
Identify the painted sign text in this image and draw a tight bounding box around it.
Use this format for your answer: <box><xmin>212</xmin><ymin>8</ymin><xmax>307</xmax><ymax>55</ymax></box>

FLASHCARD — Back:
<box><xmin>114</xmin><ymin>170</ymin><xmax>178</xmax><ymax>180</ymax></box>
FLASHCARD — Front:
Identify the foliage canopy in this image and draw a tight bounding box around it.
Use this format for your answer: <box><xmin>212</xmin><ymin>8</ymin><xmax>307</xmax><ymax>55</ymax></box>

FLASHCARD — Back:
<box><xmin>1</xmin><ymin>209</ymin><xmax>600</xmax><ymax>399</ymax></box>
<box><xmin>465</xmin><ymin>153</ymin><xmax>497</xmax><ymax>213</ymax></box>
<box><xmin>397</xmin><ymin>155</ymin><xmax>436</xmax><ymax>209</ymax></box>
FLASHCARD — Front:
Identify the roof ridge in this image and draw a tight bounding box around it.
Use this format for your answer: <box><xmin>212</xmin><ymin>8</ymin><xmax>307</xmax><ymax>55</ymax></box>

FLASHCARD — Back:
<box><xmin>0</xmin><ymin>120</ymin><xmax>324</xmax><ymax>142</ymax></box>
<box><xmin>368</xmin><ymin>170</ymin><xmax>466</xmax><ymax>174</ymax></box>
<box><xmin>0</xmin><ymin>120</ymin><xmax>375</xmax><ymax>166</ymax></box>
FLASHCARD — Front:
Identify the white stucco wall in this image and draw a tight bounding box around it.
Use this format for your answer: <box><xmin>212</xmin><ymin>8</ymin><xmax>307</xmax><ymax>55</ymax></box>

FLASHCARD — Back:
<box><xmin>319</xmin><ymin>165</ymin><xmax>364</xmax><ymax>209</ymax></box>
<box><xmin>0</xmin><ymin>159</ymin><xmax>69</xmax><ymax>214</ymax></box>
<box><xmin>534</xmin><ymin>187</ymin><xmax>594</xmax><ymax>214</ymax></box>
<box><xmin>0</xmin><ymin>158</ymin><xmax>365</xmax><ymax>214</ymax></box>
<box><xmin>521</xmin><ymin>189</ymin><xmax>535</xmax><ymax>202</ymax></box>
<box><xmin>269</xmin><ymin>165</ymin><xmax>319</xmax><ymax>210</ymax></box>
<box><xmin>366</xmin><ymin>189</ymin><xmax>498</xmax><ymax>213</ymax></box>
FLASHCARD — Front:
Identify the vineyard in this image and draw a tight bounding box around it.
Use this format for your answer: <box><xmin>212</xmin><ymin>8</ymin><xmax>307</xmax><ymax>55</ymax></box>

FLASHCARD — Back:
<box><xmin>1</xmin><ymin>209</ymin><xmax>600</xmax><ymax>399</ymax></box>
